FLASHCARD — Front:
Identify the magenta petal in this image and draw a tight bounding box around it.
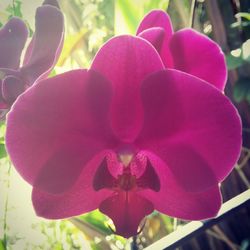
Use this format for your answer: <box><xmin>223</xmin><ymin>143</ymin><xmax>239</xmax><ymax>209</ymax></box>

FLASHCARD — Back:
<box><xmin>170</xmin><ymin>29</ymin><xmax>227</xmax><ymax>91</ymax></box>
<box><xmin>91</xmin><ymin>35</ymin><xmax>164</xmax><ymax>142</ymax></box>
<box><xmin>6</xmin><ymin>69</ymin><xmax>117</xmax><ymax>193</ymax></box>
<box><xmin>159</xmin><ymin>185</ymin><xmax>222</xmax><ymax>220</ymax></box>
<box><xmin>32</xmin><ymin>151</ymin><xmax>112</xmax><ymax>219</ymax></box>
<box><xmin>93</xmin><ymin>157</ymin><xmax>117</xmax><ymax>191</ymax></box>
<box><xmin>136</xmin><ymin>10</ymin><xmax>173</xmax><ymax>37</ymax></box>
<box><xmin>2</xmin><ymin>75</ymin><xmax>25</xmax><ymax>104</ymax></box>
<box><xmin>0</xmin><ymin>17</ymin><xmax>28</xmax><ymax>69</ymax></box>
<box><xmin>138</xmin><ymin>27</ymin><xmax>165</xmax><ymax>54</ymax></box>
<box><xmin>99</xmin><ymin>191</ymin><xmax>154</xmax><ymax>238</ymax></box>
<box><xmin>136</xmin><ymin>70</ymin><xmax>242</xmax><ymax>192</ymax></box>
<box><xmin>136</xmin><ymin>10</ymin><xmax>174</xmax><ymax>68</ymax></box>
<box><xmin>0</xmin><ymin>69</ymin><xmax>23</xmax><ymax>107</ymax></box>
<box><xmin>140</xmin><ymin>152</ymin><xmax>221</xmax><ymax>220</ymax></box>
<box><xmin>21</xmin><ymin>5</ymin><xmax>64</xmax><ymax>85</ymax></box>
<box><xmin>136</xmin><ymin>158</ymin><xmax>160</xmax><ymax>192</ymax></box>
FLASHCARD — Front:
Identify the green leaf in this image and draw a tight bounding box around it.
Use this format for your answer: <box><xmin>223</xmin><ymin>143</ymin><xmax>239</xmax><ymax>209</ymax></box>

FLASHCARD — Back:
<box><xmin>246</xmin><ymin>87</ymin><xmax>250</xmax><ymax>104</ymax></box>
<box><xmin>6</xmin><ymin>0</ymin><xmax>23</xmax><ymax>19</ymax></box>
<box><xmin>0</xmin><ymin>143</ymin><xmax>7</xmax><ymax>159</ymax></box>
<box><xmin>52</xmin><ymin>243</ymin><xmax>63</xmax><ymax>250</ymax></box>
<box><xmin>13</xmin><ymin>0</ymin><xmax>22</xmax><ymax>18</ymax></box>
<box><xmin>115</xmin><ymin>0</ymin><xmax>169</xmax><ymax>35</ymax></box>
<box><xmin>0</xmin><ymin>239</ymin><xmax>5</xmax><ymax>250</ymax></box>
<box><xmin>226</xmin><ymin>53</ymin><xmax>244</xmax><ymax>70</ymax></box>
<box><xmin>226</xmin><ymin>40</ymin><xmax>250</xmax><ymax>69</ymax></box>
<box><xmin>233</xmin><ymin>78</ymin><xmax>250</xmax><ymax>103</ymax></box>
<box><xmin>236</xmin><ymin>12</ymin><xmax>250</xmax><ymax>21</ymax></box>
<box><xmin>79</xmin><ymin>210</ymin><xmax>111</xmax><ymax>235</ymax></box>
<box><xmin>115</xmin><ymin>0</ymin><xmax>139</xmax><ymax>34</ymax></box>
<box><xmin>48</xmin><ymin>69</ymin><xmax>57</xmax><ymax>78</ymax></box>
<box><xmin>241</xmin><ymin>239</ymin><xmax>250</xmax><ymax>250</ymax></box>
<box><xmin>144</xmin><ymin>0</ymin><xmax>169</xmax><ymax>15</ymax></box>
<box><xmin>242</xmin><ymin>39</ymin><xmax>250</xmax><ymax>62</ymax></box>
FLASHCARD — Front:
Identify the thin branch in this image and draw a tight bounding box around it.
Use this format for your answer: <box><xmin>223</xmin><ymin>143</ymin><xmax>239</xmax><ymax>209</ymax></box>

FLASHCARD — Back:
<box><xmin>3</xmin><ymin>162</ymin><xmax>12</xmax><ymax>248</ymax></box>
<box><xmin>238</xmin><ymin>150</ymin><xmax>250</xmax><ymax>169</ymax></box>
<box><xmin>206</xmin><ymin>229</ymin><xmax>240</xmax><ymax>250</ymax></box>
<box><xmin>242</xmin><ymin>147</ymin><xmax>250</xmax><ymax>153</ymax></box>
<box><xmin>211</xmin><ymin>225</ymin><xmax>240</xmax><ymax>250</ymax></box>
<box><xmin>173</xmin><ymin>218</ymin><xmax>178</xmax><ymax>231</ymax></box>
<box><xmin>12</xmin><ymin>0</ymin><xmax>15</xmax><ymax>16</ymax></box>
<box><xmin>189</xmin><ymin>0</ymin><xmax>197</xmax><ymax>28</ymax></box>
<box><xmin>236</xmin><ymin>167</ymin><xmax>250</xmax><ymax>188</ymax></box>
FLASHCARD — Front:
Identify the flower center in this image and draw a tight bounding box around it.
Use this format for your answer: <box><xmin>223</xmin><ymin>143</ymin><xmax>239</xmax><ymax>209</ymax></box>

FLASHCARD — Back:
<box><xmin>117</xmin><ymin>170</ymin><xmax>136</xmax><ymax>191</ymax></box>
<box><xmin>118</xmin><ymin>153</ymin><xmax>133</xmax><ymax>167</ymax></box>
<box><xmin>117</xmin><ymin>144</ymin><xmax>136</xmax><ymax>168</ymax></box>
<box><xmin>93</xmin><ymin>154</ymin><xmax>160</xmax><ymax>193</ymax></box>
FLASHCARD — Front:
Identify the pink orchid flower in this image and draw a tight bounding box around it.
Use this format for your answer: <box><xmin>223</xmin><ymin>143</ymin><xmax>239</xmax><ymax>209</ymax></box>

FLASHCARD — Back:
<box><xmin>6</xmin><ymin>11</ymin><xmax>241</xmax><ymax>238</ymax></box>
<box><xmin>0</xmin><ymin>0</ymin><xmax>64</xmax><ymax>112</ymax></box>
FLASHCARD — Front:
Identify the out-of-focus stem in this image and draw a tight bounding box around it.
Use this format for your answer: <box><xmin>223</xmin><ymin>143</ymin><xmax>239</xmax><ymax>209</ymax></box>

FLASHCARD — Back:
<box><xmin>205</xmin><ymin>0</ymin><xmax>228</xmax><ymax>51</ymax></box>
<box><xmin>235</xmin><ymin>166</ymin><xmax>250</xmax><ymax>188</ymax></box>
<box><xmin>189</xmin><ymin>0</ymin><xmax>197</xmax><ymax>28</ymax></box>
<box><xmin>207</xmin><ymin>228</ymin><xmax>240</xmax><ymax>250</ymax></box>
<box><xmin>211</xmin><ymin>225</ymin><xmax>240</xmax><ymax>250</ymax></box>
<box><xmin>3</xmin><ymin>162</ymin><xmax>11</xmax><ymax>248</ymax></box>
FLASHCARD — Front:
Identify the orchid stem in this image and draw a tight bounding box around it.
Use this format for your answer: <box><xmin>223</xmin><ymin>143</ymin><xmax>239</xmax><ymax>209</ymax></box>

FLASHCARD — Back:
<box><xmin>189</xmin><ymin>0</ymin><xmax>197</xmax><ymax>28</ymax></box>
<box><xmin>131</xmin><ymin>236</ymin><xmax>139</xmax><ymax>250</ymax></box>
<box><xmin>3</xmin><ymin>161</ymin><xmax>11</xmax><ymax>248</ymax></box>
<box><xmin>173</xmin><ymin>218</ymin><xmax>178</xmax><ymax>231</ymax></box>
<box><xmin>12</xmin><ymin>0</ymin><xmax>15</xmax><ymax>16</ymax></box>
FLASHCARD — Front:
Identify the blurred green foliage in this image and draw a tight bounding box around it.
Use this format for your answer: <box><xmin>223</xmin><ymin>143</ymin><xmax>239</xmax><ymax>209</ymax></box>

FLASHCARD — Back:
<box><xmin>233</xmin><ymin>78</ymin><xmax>250</xmax><ymax>104</ymax></box>
<box><xmin>115</xmin><ymin>0</ymin><xmax>169</xmax><ymax>34</ymax></box>
<box><xmin>0</xmin><ymin>0</ymin><xmax>21</xmax><ymax>28</ymax></box>
<box><xmin>226</xmin><ymin>39</ymin><xmax>250</xmax><ymax>70</ymax></box>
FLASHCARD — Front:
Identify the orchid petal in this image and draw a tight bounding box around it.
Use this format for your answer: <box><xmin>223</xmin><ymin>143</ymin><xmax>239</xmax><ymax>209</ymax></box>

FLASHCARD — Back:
<box><xmin>136</xmin><ymin>10</ymin><xmax>173</xmax><ymax>37</ymax></box>
<box><xmin>136</xmin><ymin>70</ymin><xmax>241</xmax><ymax>192</ymax></box>
<box><xmin>136</xmin><ymin>10</ymin><xmax>174</xmax><ymax>67</ymax></box>
<box><xmin>2</xmin><ymin>75</ymin><xmax>25</xmax><ymax>104</ymax></box>
<box><xmin>6</xmin><ymin>69</ymin><xmax>117</xmax><ymax>194</ymax></box>
<box><xmin>93</xmin><ymin>157</ymin><xmax>117</xmax><ymax>191</ymax></box>
<box><xmin>99</xmin><ymin>191</ymin><xmax>153</xmax><ymax>238</ymax></box>
<box><xmin>21</xmin><ymin>4</ymin><xmax>64</xmax><ymax>85</ymax></box>
<box><xmin>32</xmin><ymin>151</ymin><xmax>113</xmax><ymax>219</ymax></box>
<box><xmin>0</xmin><ymin>68</ymin><xmax>24</xmax><ymax>108</ymax></box>
<box><xmin>140</xmin><ymin>152</ymin><xmax>222</xmax><ymax>220</ymax></box>
<box><xmin>0</xmin><ymin>17</ymin><xmax>28</xmax><ymax>69</ymax></box>
<box><xmin>170</xmin><ymin>29</ymin><xmax>227</xmax><ymax>91</ymax></box>
<box><xmin>0</xmin><ymin>81</ymin><xmax>6</xmax><ymax>108</ymax></box>
<box><xmin>138</xmin><ymin>27</ymin><xmax>165</xmax><ymax>54</ymax></box>
<box><xmin>91</xmin><ymin>35</ymin><xmax>164</xmax><ymax>142</ymax></box>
